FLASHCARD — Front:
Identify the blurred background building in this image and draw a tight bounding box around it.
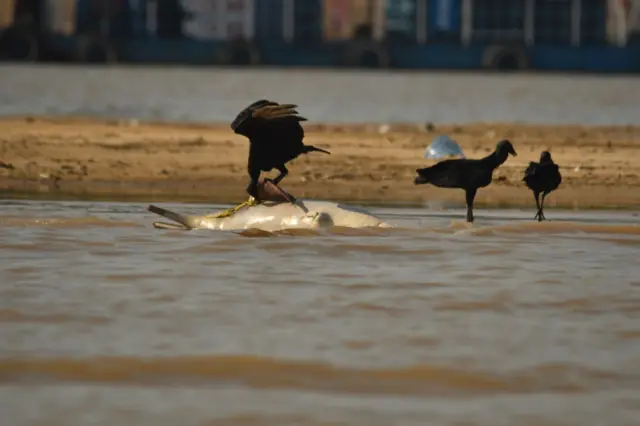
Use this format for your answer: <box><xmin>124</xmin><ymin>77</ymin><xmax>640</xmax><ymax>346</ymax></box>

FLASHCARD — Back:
<box><xmin>0</xmin><ymin>0</ymin><xmax>639</xmax><ymax>72</ymax></box>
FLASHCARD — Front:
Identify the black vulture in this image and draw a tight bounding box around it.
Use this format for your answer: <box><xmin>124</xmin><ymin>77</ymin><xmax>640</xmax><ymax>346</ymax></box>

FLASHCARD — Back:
<box><xmin>230</xmin><ymin>99</ymin><xmax>331</xmax><ymax>202</ymax></box>
<box><xmin>414</xmin><ymin>139</ymin><xmax>518</xmax><ymax>223</ymax></box>
<box><xmin>522</xmin><ymin>151</ymin><xmax>562</xmax><ymax>221</ymax></box>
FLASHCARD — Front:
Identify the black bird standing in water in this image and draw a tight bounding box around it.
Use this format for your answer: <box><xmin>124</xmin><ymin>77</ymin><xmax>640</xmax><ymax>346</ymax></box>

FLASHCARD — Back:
<box><xmin>522</xmin><ymin>151</ymin><xmax>562</xmax><ymax>221</ymax></box>
<box><xmin>414</xmin><ymin>139</ymin><xmax>518</xmax><ymax>223</ymax></box>
<box><xmin>231</xmin><ymin>100</ymin><xmax>331</xmax><ymax>203</ymax></box>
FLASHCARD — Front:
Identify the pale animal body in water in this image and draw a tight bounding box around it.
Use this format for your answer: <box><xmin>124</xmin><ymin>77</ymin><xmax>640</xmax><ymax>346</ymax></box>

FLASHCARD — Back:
<box><xmin>148</xmin><ymin>180</ymin><xmax>390</xmax><ymax>232</ymax></box>
<box><xmin>149</xmin><ymin>201</ymin><xmax>391</xmax><ymax>232</ymax></box>
<box><xmin>414</xmin><ymin>139</ymin><xmax>518</xmax><ymax>223</ymax></box>
<box><xmin>523</xmin><ymin>151</ymin><xmax>563</xmax><ymax>221</ymax></box>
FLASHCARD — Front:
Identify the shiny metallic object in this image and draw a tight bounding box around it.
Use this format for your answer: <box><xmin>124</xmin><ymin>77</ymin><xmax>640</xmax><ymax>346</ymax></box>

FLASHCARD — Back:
<box><xmin>424</xmin><ymin>135</ymin><xmax>466</xmax><ymax>159</ymax></box>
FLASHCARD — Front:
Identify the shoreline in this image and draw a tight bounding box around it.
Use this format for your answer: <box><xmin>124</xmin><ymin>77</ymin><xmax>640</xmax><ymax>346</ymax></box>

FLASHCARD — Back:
<box><xmin>1</xmin><ymin>115</ymin><xmax>639</xmax><ymax>210</ymax></box>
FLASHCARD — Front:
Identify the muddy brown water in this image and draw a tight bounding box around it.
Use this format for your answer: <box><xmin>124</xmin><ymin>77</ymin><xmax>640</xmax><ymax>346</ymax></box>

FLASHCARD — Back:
<box><xmin>1</xmin><ymin>199</ymin><xmax>639</xmax><ymax>426</ymax></box>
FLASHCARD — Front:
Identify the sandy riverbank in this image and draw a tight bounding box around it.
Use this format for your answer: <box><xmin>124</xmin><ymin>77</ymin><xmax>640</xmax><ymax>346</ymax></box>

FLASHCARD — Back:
<box><xmin>1</xmin><ymin>116</ymin><xmax>639</xmax><ymax>209</ymax></box>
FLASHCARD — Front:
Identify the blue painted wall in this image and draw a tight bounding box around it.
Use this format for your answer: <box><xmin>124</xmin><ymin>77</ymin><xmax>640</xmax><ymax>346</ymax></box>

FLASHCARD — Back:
<box><xmin>293</xmin><ymin>0</ymin><xmax>322</xmax><ymax>43</ymax></box>
<box><xmin>386</xmin><ymin>0</ymin><xmax>417</xmax><ymax>42</ymax></box>
<box><xmin>255</xmin><ymin>0</ymin><xmax>284</xmax><ymax>41</ymax></box>
<box><xmin>427</xmin><ymin>0</ymin><xmax>461</xmax><ymax>41</ymax></box>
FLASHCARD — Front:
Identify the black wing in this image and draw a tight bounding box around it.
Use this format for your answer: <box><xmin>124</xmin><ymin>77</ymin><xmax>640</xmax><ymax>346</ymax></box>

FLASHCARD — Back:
<box><xmin>548</xmin><ymin>163</ymin><xmax>562</xmax><ymax>187</ymax></box>
<box><xmin>416</xmin><ymin>158</ymin><xmax>481</xmax><ymax>187</ymax></box>
<box><xmin>230</xmin><ymin>99</ymin><xmax>307</xmax><ymax>144</ymax></box>
<box><xmin>522</xmin><ymin>161</ymin><xmax>539</xmax><ymax>181</ymax></box>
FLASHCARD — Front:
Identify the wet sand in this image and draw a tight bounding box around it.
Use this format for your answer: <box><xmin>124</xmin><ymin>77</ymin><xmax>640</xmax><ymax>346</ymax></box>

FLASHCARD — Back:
<box><xmin>1</xmin><ymin>115</ymin><xmax>639</xmax><ymax>208</ymax></box>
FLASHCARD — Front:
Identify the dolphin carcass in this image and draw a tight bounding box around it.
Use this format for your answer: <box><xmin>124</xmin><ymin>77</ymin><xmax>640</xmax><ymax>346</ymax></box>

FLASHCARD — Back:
<box><xmin>148</xmin><ymin>199</ymin><xmax>392</xmax><ymax>232</ymax></box>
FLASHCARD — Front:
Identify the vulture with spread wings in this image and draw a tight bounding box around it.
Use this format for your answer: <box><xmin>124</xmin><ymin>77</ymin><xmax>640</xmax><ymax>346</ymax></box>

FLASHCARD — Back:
<box><xmin>231</xmin><ymin>99</ymin><xmax>331</xmax><ymax>202</ymax></box>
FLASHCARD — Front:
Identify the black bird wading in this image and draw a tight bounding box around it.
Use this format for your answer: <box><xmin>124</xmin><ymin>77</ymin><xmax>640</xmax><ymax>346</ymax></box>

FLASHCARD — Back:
<box><xmin>414</xmin><ymin>139</ymin><xmax>518</xmax><ymax>223</ymax></box>
<box><xmin>231</xmin><ymin>100</ymin><xmax>331</xmax><ymax>203</ymax></box>
<box><xmin>522</xmin><ymin>151</ymin><xmax>562</xmax><ymax>221</ymax></box>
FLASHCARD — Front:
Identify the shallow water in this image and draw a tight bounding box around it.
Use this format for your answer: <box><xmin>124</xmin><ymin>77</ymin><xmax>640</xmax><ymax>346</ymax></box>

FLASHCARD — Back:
<box><xmin>1</xmin><ymin>199</ymin><xmax>639</xmax><ymax>426</ymax></box>
<box><xmin>0</xmin><ymin>64</ymin><xmax>639</xmax><ymax>125</ymax></box>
